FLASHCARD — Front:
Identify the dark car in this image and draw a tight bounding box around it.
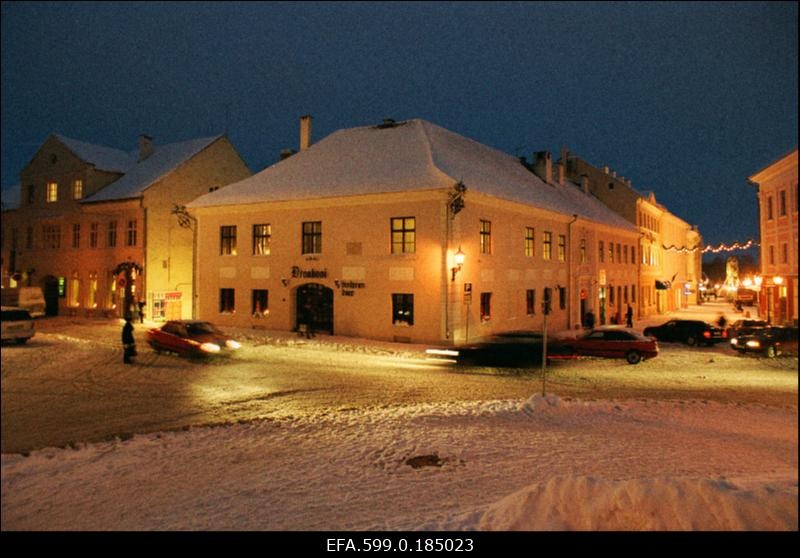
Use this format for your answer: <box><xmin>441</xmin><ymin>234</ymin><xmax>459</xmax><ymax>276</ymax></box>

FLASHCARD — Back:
<box><xmin>1</xmin><ymin>306</ymin><xmax>35</xmax><ymax>345</ymax></box>
<box><xmin>643</xmin><ymin>319</ymin><xmax>727</xmax><ymax>346</ymax></box>
<box><xmin>552</xmin><ymin>327</ymin><xmax>659</xmax><ymax>365</ymax></box>
<box><xmin>426</xmin><ymin>330</ymin><xmax>547</xmax><ymax>367</ymax></box>
<box><xmin>727</xmin><ymin>319</ymin><xmax>769</xmax><ymax>337</ymax></box>
<box><xmin>147</xmin><ymin>320</ymin><xmax>242</xmax><ymax>357</ymax></box>
<box><xmin>730</xmin><ymin>326</ymin><xmax>798</xmax><ymax>358</ymax></box>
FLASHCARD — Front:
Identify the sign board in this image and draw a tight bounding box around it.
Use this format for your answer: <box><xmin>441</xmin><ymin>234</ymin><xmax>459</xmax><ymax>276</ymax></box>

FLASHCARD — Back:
<box><xmin>464</xmin><ymin>282</ymin><xmax>472</xmax><ymax>304</ymax></box>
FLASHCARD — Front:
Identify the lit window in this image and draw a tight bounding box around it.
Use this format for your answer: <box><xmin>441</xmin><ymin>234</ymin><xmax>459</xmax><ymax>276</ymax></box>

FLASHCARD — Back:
<box><xmin>69</xmin><ymin>271</ymin><xmax>80</xmax><ymax>307</ymax></box>
<box><xmin>46</xmin><ymin>182</ymin><xmax>58</xmax><ymax>202</ymax></box>
<box><xmin>391</xmin><ymin>217</ymin><xmax>416</xmax><ymax>254</ymax></box>
<box><xmin>525</xmin><ymin>227</ymin><xmax>535</xmax><ymax>257</ymax></box>
<box><xmin>73</xmin><ymin>179</ymin><xmax>83</xmax><ymax>200</ymax></box>
<box><xmin>252</xmin><ymin>289</ymin><xmax>269</xmax><ymax>317</ymax></box>
<box><xmin>252</xmin><ymin>224</ymin><xmax>271</xmax><ymax>256</ymax></box>
<box><xmin>543</xmin><ymin>232</ymin><xmax>552</xmax><ymax>260</ymax></box>
<box><xmin>392</xmin><ymin>293</ymin><xmax>414</xmax><ymax>325</ymax></box>
<box><xmin>480</xmin><ymin>292</ymin><xmax>492</xmax><ymax>321</ymax></box>
<box><xmin>220</xmin><ymin>226</ymin><xmax>237</xmax><ymax>255</ymax></box>
<box><xmin>558</xmin><ymin>235</ymin><xmax>566</xmax><ymax>262</ymax></box>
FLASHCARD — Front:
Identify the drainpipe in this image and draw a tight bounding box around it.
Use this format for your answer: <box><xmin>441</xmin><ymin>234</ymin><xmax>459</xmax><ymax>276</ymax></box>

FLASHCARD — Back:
<box><xmin>568</xmin><ymin>214</ymin><xmax>578</xmax><ymax>330</ymax></box>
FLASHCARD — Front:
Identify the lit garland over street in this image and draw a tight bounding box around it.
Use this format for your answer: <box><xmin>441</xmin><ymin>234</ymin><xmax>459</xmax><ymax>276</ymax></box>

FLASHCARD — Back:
<box><xmin>662</xmin><ymin>239</ymin><xmax>758</xmax><ymax>254</ymax></box>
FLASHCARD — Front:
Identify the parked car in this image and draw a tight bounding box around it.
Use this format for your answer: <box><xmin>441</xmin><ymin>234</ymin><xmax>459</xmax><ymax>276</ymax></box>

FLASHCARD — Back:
<box><xmin>730</xmin><ymin>326</ymin><xmax>798</xmax><ymax>358</ymax></box>
<box><xmin>147</xmin><ymin>320</ymin><xmax>242</xmax><ymax>357</ymax></box>
<box><xmin>1</xmin><ymin>306</ymin><xmax>35</xmax><ymax>344</ymax></box>
<box><xmin>0</xmin><ymin>287</ymin><xmax>46</xmax><ymax>317</ymax></box>
<box><xmin>551</xmin><ymin>328</ymin><xmax>659</xmax><ymax>365</ymax></box>
<box><xmin>727</xmin><ymin>319</ymin><xmax>769</xmax><ymax>337</ymax></box>
<box><xmin>426</xmin><ymin>330</ymin><xmax>547</xmax><ymax>367</ymax></box>
<box><xmin>643</xmin><ymin>319</ymin><xmax>727</xmax><ymax>346</ymax></box>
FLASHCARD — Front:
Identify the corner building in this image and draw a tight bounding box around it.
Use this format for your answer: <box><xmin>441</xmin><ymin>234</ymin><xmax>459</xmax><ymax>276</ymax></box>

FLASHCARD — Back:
<box><xmin>189</xmin><ymin>119</ymin><xmax>639</xmax><ymax>344</ymax></box>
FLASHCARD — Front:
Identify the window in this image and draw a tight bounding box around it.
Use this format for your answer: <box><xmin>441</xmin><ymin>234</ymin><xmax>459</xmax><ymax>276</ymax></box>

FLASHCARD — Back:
<box><xmin>392</xmin><ymin>293</ymin><xmax>414</xmax><ymax>325</ymax></box>
<box><xmin>543</xmin><ymin>231</ymin><xmax>552</xmax><ymax>260</ymax></box>
<box><xmin>631</xmin><ymin>284</ymin><xmax>636</xmax><ymax>303</ymax></box>
<box><xmin>106</xmin><ymin>271</ymin><xmax>118</xmax><ymax>310</ymax></box>
<box><xmin>90</xmin><ymin>223</ymin><xmax>99</xmax><ymax>248</ymax></box>
<box><xmin>525</xmin><ymin>227</ymin><xmax>535</xmax><ymax>257</ymax></box>
<box><xmin>631</xmin><ymin>246</ymin><xmax>635</xmax><ymax>264</ymax></box>
<box><xmin>69</xmin><ymin>271</ymin><xmax>80</xmax><ymax>307</ymax></box>
<box><xmin>43</xmin><ymin>225</ymin><xmax>61</xmax><ymax>249</ymax></box>
<box><xmin>782</xmin><ymin>243</ymin><xmax>788</xmax><ymax>263</ymax></box>
<box><xmin>26</xmin><ymin>227</ymin><xmax>33</xmax><ymax>250</ymax></box>
<box><xmin>617</xmin><ymin>243</ymin><xmax>621</xmax><ymax>263</ymax></box>
<box><xmin>624</xmin><ymin>285</ymin><xmax>628</xmax><ymax>304</ymax></box>
<box><xmin>252</xmin><ymin>224</ymin><xmax>271</xmax><ymax>256</ymax></box>
<box><xmin>769</xmin><ymin>245</ymin><xmax>775</xmax><ymax>265</ymax></box>
<box><xmin>609</xmin><ymin>284</ymin><xmax>615</xmax><ymax>304</ymax></box>
<box><xmin>252</xmin><ymin>289</ymin><xmax>269</xmax><ymax>317</ymax></box>
<box><xmin>46</xmin><ymin>182</ymin><xmax>58</xmax><ymax>202</ymax></box>
<box><xmin>480</xmin><ymin>220</ymin><xmax>492</xmax><ymax>254</ymax></box>
<box><xmin>559</xmin><ymin>286</ymin><xmax>566</xmax><ymax>310</ymax></box>
<box><xmin>558</xmin><ymin>234</ymin><xmax>566</xmax><ymax>262</ymax></box>
<box><xmin>126</xmin><ymin>220</ymin><xmax>138</xmax><ymax>247</ymax></box>
<box><xmin>779</xmin><ymin>190</ymin><xmax>787</xmax><ymax>216</ymax></box>
<box><xmin>220</xmin><ymin>225</ymin><xmax>237</xmax><ymax>255</ymax></box>
<box><xmin>391</xmin><ymin>217</ymin><xmax>416</xmax><ymax>254</ymax></box>
<box><xmin>302</xmin><ymin>221</ymin><xmax>322</xmax><ymax>254</ymax></box>
<box><xmin>27</xmin><ymin>185</ymin><xmax>35</xmax><ymax>205</ymax></box>
<box><xmin>72</xmin><ymin>224</ymin><xmax>80</xmax><ymax>249</ymax></box>
<box><xmin>72</xmin><ymin>179</ymin><xmax>83</xmax><ymax>200</ymax></box>
<box><xmin>87</xmin><ymin>272</ymin><xmax>98</xmax><ymax>308</ymax></box>
<box><xmin>219</xmin><ymin>288</ymin><xmax>235</xmax><ymax>313</ymax></box>
<box><xmin>580</xmin><ymin>239</ymin><xmax>586</xmax><ymax>263</ymax></box>
<box><xmin>526</xmin><ymin>289</ymin><xmax>536</xmax><ymax>315</ymax></box>
<box><xmin>624</xmin><ymin>245</ymin><xmax>628</xmax><ymax>264</ymax></box>
<box><xmin>599</xmin><ymin>241</ymin><xmax>605</xmax><ymax>262</ymax></box>
<box><xmin>767</xmin><ymin>196</ymin><xmax>774</xmax><ymax>220</ymax></box>
<box><xmin>480</xmin><ymin>292</ymin><xmax>492</xmax><ymax>321</ymax></box>
<box><xmin>543</xmin><ymin>287</ymin><xmax>553</xmax><ymax>314</ymax></box>
<box><xmin>107</xmin><ymin>221</ymin><xmax>117</xmax><ymax>247</ymax></box>
<box><xmin>609</xmin><ymin>242</ymin><xmax>614</xmax><ymax>263</ymax></box>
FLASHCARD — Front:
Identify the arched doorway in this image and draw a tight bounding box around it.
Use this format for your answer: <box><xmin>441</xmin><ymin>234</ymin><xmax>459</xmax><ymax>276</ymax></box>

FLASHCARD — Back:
<box><xmin>295</xmin><ymin>283</ymin><xmax>333</xmax><ymax>335</ymax></box>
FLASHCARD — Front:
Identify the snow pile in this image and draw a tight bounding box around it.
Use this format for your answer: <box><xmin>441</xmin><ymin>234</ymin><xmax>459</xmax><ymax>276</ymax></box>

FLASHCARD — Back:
<box><xmin>479</xmin><ymin>475</ymin><xmax>798</xmax><ymax>531</ymax></box>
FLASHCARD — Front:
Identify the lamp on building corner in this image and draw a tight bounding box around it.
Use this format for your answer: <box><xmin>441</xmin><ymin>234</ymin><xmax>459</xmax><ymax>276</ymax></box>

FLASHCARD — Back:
<box><xmin>451</xmin><ymin>247</ymin><xmax>465</xmax><ymax>282</ymax></box>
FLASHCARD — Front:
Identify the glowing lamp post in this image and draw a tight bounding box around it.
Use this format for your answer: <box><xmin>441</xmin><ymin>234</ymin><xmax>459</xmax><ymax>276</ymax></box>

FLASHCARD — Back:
<box><xmin>753</xmin><ymin>275</ymin><xmax>763</xmax><ymax>318</ymax></box>
<box><xmin>451</xmin><ymin>247</ymin><xmax>465</xmax><ymax>282</ymax></box>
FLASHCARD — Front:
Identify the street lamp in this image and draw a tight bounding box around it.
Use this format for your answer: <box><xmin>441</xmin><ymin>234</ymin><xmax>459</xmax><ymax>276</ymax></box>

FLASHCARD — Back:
<box><xmin>754</xmin><ymin>275</ymin><xmax>763</xmax><ymax>319</ymax></box>
<box><xmin>451</xmin><ymin>247</ymin><xmax>465</xmax><ymax>282</ymax></box>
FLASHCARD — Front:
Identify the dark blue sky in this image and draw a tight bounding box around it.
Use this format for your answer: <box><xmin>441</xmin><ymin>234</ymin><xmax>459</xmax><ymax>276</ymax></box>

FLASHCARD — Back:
<box><xmin>2</xmin><ymin>1</ymin><xmax>796</xmax><ymax>249</ymax></box>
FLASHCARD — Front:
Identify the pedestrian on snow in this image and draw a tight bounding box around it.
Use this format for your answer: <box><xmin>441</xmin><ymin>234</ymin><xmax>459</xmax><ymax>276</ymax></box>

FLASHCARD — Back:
<box><xmin>137</xmin><ymin>300</ymin><xmax>146</xmax><ymax>323</ymax></box>
<box><xmin>717</xmin><ymin>313</ymin><xmax>727</xmax><ymax>330</ymax></box>
<box><xmin>626</xmin><ymin>304</ymin><xmax>634</xmax><ymax>328</ymax></box>
<box><xmin>122</xmin><ymin>316</ymin><xmax>136</xmax><ymax>364</ymax></box>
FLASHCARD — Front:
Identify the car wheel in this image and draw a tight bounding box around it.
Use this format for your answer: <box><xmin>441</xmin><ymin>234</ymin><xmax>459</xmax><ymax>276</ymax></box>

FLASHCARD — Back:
<box><xmin>686</xmin><ymin>336</ymin><xmax>697</xmax><ymax>346</ymax></box>
<box><xmin>625</xmin><ymin>350</ymin><xmax>642</xmax><ymax>365</ymax></box>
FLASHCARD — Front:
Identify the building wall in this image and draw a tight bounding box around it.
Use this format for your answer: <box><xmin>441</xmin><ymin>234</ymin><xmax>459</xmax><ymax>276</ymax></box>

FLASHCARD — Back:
<box><xmin>752</xmin><ymin>149</ymin><xmax>798</xmax><ymax>325</ymax></box>
<box><xmin>142</xmin><ymin>137</ymin><xmax>252</xmax><ymax>320</ymax></box>
<box><xmin>193</xmin><ymin>188</ymin><xmax>640</xmax><ymax>343</ymax></box>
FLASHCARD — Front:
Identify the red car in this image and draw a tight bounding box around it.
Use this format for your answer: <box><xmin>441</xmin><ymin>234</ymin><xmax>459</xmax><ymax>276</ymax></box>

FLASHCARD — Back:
<box><xmin>553</xmin><ymin>328</ymin><xmax>659</xmax><ymax>365</ymax></box>
<box><xmin>147</xmin><ymin>320</ymin><xmax>242</xmax><ymax>357</ymax></box>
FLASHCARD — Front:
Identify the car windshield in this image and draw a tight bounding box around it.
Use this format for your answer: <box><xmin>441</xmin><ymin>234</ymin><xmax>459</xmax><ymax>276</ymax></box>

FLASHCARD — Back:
<box><xmin>186</xmin><ymin>322</ymin><xmax>219</xmax><ymax>335</ymax></box>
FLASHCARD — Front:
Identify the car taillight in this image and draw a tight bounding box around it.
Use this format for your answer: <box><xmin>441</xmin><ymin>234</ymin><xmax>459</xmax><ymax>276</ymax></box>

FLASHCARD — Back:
<box><xmin>703</xmin><ymin>331</ymin><xmax>711</xmax><ymax>338</ymax></box>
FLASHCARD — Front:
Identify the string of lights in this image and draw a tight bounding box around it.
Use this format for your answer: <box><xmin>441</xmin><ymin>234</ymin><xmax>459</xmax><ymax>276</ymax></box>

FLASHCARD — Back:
<box><xmin>661</xmin><ymin>239</ymin><xmax>759</xmax><ymax>254</ymax></box>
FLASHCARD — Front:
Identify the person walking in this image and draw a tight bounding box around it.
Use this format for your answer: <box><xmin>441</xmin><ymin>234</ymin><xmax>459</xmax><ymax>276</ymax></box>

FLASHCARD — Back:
<box><xmin>625</xmin><ymin>304</ymin><xmax>634</xmax><ymax>328</ymax></box>
<box><xmin>122</xmin><ymin>316</ymin><xmax>136</xmax><ymax>364</ymax></box>
<box><xmin>585</xmin><ymin>310</ymin><xmax>596</xmax><ymax>330</ymax></box>
<box><xmin>137</xmin><ymin>300</ymin><xmax>146</xmax><ymax>323</ymax></box>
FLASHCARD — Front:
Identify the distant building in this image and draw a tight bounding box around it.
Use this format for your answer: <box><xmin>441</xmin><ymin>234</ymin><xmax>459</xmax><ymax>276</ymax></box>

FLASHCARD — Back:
<box><xmin>187</xmin><ymin>118</ymin><xmax>640</xmax><ymax>344</ymax></box>
<box><xmin>748</xmin><ymin>148</ymin><xmax>798</xmax><ymax>325</ymax></box>
<box><xmin>562</xmin><ymin>151</ymin><xmax>703</xmax><ymax>317</ymax></box>
<box><xmin>1</xmin><ymin>133</ymin><xmax>251</xmax><ymax>319</ymax></box>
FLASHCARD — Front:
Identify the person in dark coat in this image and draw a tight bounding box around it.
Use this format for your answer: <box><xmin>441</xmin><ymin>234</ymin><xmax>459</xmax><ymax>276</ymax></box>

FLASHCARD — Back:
<box><xmin>122</xmin><ymin>316</ymin><xmax>136</xmax><ymax>364</ymax></box>
<box><xmin>625</xmin><ymin>304</ymin><xmax>634</xmax><ymax>328</ymax></box>
<box><xmin>585</xmin><ymin>310</ymin><xmax>596</xmax><ymax>330</ymax></box>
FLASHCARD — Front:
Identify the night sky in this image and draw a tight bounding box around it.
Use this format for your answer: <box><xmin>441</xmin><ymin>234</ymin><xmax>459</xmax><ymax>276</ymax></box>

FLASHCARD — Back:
<box><xmin>2</xmin><ymin>2</ymin><xmax>796</xmax><ymax>251</ymax></box>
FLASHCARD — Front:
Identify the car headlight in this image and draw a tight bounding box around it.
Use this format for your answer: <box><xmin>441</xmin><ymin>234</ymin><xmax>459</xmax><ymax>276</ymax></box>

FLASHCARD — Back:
<box><xmin>225</xmin><ymin>340</ymin><xmax>242</xmax><ymax>350</ymax></box>
<box><xmin>730</xmin><ymin>338</ymin><xmax>738</xmax><ymax>346</ymax></box>
<box><xmin>199</xmin><ymin>342</ymin><xmax>222</xmax><ymax>353</ymax></box>
<box><xmin>745</xmin><ymin>340</ymin><xmax>761</xmax><ymax>349</ymax></box>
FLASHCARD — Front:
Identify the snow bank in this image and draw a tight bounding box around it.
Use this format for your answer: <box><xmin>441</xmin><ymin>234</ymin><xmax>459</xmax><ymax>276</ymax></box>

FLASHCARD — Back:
<box><xmin>479</xmin><ymin>475</ymin><xmax>798</xmax><ymax>531</ymax></box>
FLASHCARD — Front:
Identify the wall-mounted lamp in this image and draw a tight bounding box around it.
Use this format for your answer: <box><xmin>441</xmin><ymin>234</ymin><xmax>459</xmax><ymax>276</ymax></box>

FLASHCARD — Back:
<box><xmin>451</xmin><ymin>247</ymin><xmax>465</xmax><ymax>282</ymax></box>
<box><xmin>774</xmin><ymin>276</ymin><xmax>784</xmax><ymax>286</ymax></box>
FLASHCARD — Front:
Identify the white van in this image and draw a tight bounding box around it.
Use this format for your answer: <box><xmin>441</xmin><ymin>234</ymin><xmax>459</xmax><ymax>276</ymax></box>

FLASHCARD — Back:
<box><xmin>1</xmin><ymin>306</ymin><xmax>36</xmax><ymax>344</ymax></box>
<box><xmin>0</xmin><ymin>287</ymin><xmax>46</xmax><ymax>317</ymax></box>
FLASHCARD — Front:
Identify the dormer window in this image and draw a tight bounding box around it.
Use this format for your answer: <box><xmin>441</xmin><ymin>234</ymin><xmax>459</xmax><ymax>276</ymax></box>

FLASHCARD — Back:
<box><xmin>46</xmin><ymin>182</ymin><xmax>58</xmax><ymax>202</ymax></box>
<box><xmin>72</xmin><ymin>179</ymin><xmax>83</xmax><ymax>200</ymax></box>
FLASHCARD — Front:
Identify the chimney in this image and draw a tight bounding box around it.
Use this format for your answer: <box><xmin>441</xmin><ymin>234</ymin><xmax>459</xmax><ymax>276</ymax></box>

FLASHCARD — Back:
<box><xmin>532</xmin><ymin>151</ymin><xmax>552</xmax><ymax>183</ymax></box>
<box><xmin>581</xmin><ymin>175</ymin><xmax>590</xmax><ymax>194</ymax></box>
<box><xmin>138</xmin><ymin>134</ymin><xmax>153</xmax><ymax>162</ymax></box>
<box><xmin>556</xmin><ymin>162</ymin><xmax>565</xmax><ymax>186</ymax></box>
<box><xmin>299</xmin><ymin>115</ymin><xmax>312</xmax><ymax>151</ymax></box>
<box><xmin>602</xmin><ymin>165</ymin><xmax>609</xmax><ymax>174</ymax></box>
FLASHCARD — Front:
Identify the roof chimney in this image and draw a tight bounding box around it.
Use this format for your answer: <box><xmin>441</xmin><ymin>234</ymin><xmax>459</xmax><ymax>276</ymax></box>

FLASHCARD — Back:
<box><xmin>299</xmin><ymin>115</ymin><xmax>312</xmax><ymax>151</ymax></box>
<box><xmin>556</xmin><ymin>162</ymin><xmax>565</xmax><ymax>186</ymax></box>
<box><xmin>581</xmin><ymin>175</ymin><xmax>590</xmax><ymax>194</ymax></box>
<box><xmin>138</xmin><ymin>134</ymin><xmax>153</xmax><ymax>162</ymax></box>
<box><xmin>532</xmin><ymin>151</ymin><xmax>552</xmax><ymax>183</ymax></box>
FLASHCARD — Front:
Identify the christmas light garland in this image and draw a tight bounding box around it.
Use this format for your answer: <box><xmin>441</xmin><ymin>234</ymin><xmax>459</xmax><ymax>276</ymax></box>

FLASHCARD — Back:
<box><xmin>661</xmin><ymin>239</ymin><xmax>759</xmax><ymax>254</ymax></box>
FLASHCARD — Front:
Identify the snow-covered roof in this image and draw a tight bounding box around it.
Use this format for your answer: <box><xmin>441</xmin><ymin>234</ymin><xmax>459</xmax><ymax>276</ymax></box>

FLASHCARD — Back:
<box><xmin>83</xmin><ymin>136</ymin><xmax>223</xmax><ymax>203</ymax></box>
<box><xmin>188</xmin><ymin>119</ymin><xmax>636</xmax><ymax>232</ymax></box>
<box><xmin>54</xmin><ymin>134</ymin><xmax>136</xmax><ymax>173</ymax></box>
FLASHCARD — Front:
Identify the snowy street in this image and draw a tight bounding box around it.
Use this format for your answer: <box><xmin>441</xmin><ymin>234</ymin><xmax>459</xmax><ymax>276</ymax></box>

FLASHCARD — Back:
<box><xmin>1</xmin><ymin>301</ymin><xmax>797</xmax><ymax>530</ymax></box>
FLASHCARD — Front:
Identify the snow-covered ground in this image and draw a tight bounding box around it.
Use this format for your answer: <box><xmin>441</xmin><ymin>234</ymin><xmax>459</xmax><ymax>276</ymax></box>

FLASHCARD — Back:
<box><xmin>1</xmin><ymin>301</ymin><xmax>797</xmax><ymax>531</ymax></box>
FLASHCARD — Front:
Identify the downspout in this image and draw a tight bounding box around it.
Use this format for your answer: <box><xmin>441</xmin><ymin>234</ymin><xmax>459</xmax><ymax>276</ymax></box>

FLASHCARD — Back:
<box><xmin>568</xmin><ymin>213</ymin><xmax>578</xmax><ymax>330</ymax></box>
